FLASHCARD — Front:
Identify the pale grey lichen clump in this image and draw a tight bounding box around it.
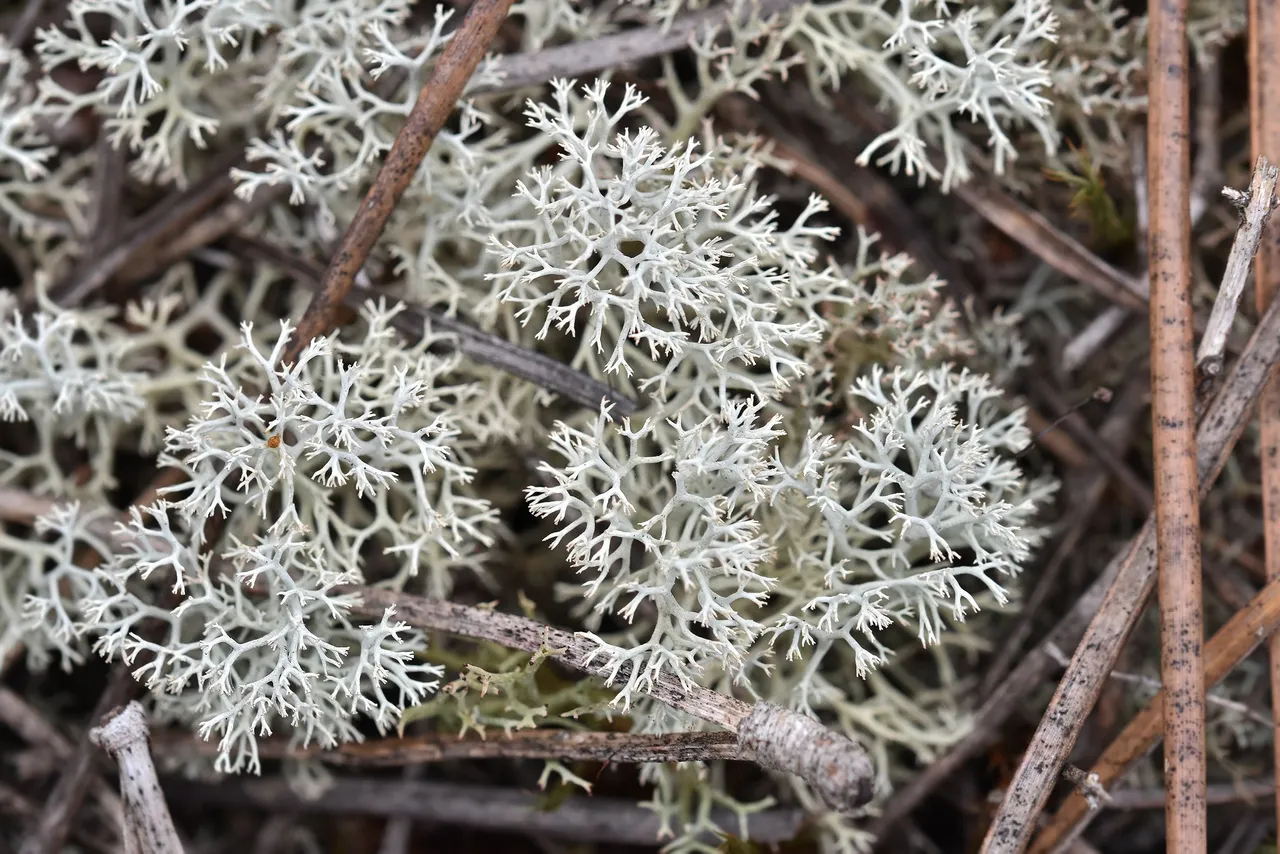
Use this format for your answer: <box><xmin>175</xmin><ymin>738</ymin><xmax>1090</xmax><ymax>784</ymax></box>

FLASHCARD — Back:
<box><xmin>0</xmin><ymin>0</ymin><xmax>1235</xmax><ymax>849</ymax></box>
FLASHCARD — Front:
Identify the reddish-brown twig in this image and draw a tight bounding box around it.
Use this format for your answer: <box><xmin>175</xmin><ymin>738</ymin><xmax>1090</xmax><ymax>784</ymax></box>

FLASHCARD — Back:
<box><xmin>979</xmin><ymin>2</ymin><xmax>1208</xmax><ymax>846</ymax></box>
<box><xmin>153</xmin><ymin>727</ymin><xmax>747</xmax><ymax>766</ymax></box>
<box><xmin>1144</xmin><ymin>0</ymin><xmax>1205</xmax><ymax>849</ymax></box>
<box><xmin>344</xmin><ymin>586</ymin><xmax>875</xmax><ymax>812</ymax></box>
<box><xmin>1028</xmin><ymin>576</ymin><xmax>1280</xmax><ymax>853</ymax></box>
<box><xmin>968</xmin><ymin>285</ymin><xmax>1280</xmax><ymax>852</ymax></box>
<box><xmin>1251</xmin><ymin>0</ymin><xmax>1280</xmax><ymax>832</ymax></box>
<box><xmin>282</xmin><ymin>0</ymin><xmax>516</xmax><ymax>366</ymax></box>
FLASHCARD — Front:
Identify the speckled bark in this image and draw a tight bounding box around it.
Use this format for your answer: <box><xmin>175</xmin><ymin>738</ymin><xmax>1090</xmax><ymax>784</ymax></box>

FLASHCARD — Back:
<box><xmin>90</xmin><ymin>702</ymin><xmax>183</xmax><ymax>854</ymax></box>
<box><xmin>1252</xmin><ymin>0</ymin><xmax>1280</xmax><ymax>829</ymax></box>
<box><xmin>1031</xmin><ymin>578</ymin><xmax>1280</xmax><ymax>853</ymax></box>
<box><xmin>1147</xmin><ymin>0</ymin><xmax>1207</xmax><ymax>846</ymax></box>
<box><xmin>976</xmin><ymin>156</ymin><xmax>1280</xmax><ymax>854</ymax></box>
<box><xmin>283</xmin><ymin>0</ymin><xmax>516</xmax><ymax>366</ymax></box>
<box><xmin>347</xmin><ymin>587</ymin><xmax>876</xmax><ymax>812</ymax></box>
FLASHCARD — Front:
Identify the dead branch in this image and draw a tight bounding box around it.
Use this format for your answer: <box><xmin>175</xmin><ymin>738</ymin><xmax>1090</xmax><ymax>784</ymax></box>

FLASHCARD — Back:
<box><xmin>1250</xmin><ymin>0</ymin><xmax>1280</xmax><ymax>836</ymax></box>
<box><xmin>88</xmin><ymin>702</ymin><xmax>182</xmax><ymax>854</ymax></box>
<box><xmin>160</xmin><ymin>776</ymin><xmax>806</xmax><ymax>847</ymax></box>
<box><xmin>1029</xmin><ymin>576</ymin><xmax>1280</xmax><ymax>853</ymax></box>
<box><xmin>473</xmin><ymin>0</ymin><xmax>805</xmax><ymax>96</ymax></box>
<box><xmin>1197</xmin><ymin>159</ymin><xmax>1279</xmax><ymax>377</ymax></box>
<box><xmin>0</xmin><ymin>488</ymin><xmax>874</xmax><ymax>814</ymax></box>
<box><xmin>283</xmin><ymin>0</ymin><xmax>516</xmax><ymax>366</ymax></box>
<box><xmin>872</xmin><ymin>279</ymin><xmax>1280</xmax><ymax>846</ymax></box>
<box><xmin>1144</xmin><ymin>0</ymin><xmax>1206</xmax><ymax>849</ymax></box>
<box><xmin>153</xmin><ymin>727</ymin><xmax>747</xmax><ymax>766</ymax></box>
<box><xmin>344</xmin><ymin>586</ymin><xmax>874</xmax><ymax>812</ymax></box>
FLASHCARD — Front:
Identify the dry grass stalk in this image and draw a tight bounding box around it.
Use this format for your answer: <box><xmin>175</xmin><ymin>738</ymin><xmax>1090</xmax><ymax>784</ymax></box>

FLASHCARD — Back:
<box><xmin>1028</xmin><ymin>576</ymin><xmax>1280</xmax><ymax>853</ymax></box>
<box><xmin>871</xmin><ymin>276</ymin><xmax>1280</xmax><ymax>847</ymax></box>
<box><xmin>976</xmin><ymin>238</ymin><xmax>1280</xmax><ymax>854</ymax></box>
<box><xmin>346</xmin><ymin>586</ymin><xmax>875</xmax><ymax>813</ymax></box>
<box><xmin>1251</xmin><ymin>0</ymin><xmax>1280</xmax><ymax>832</ymax></box>
<box><xmin>1145</xmin><ymin>0</ymin><xmax>1205</xmax><ymax>847</ymax></box>
<box><xmin>1196</xmin><ymin>160</ymin><xmax>1279</xmax><ymax>377</ymax></box>
<box><xmin>283</xmin><ymin>0</ymin><xmax>517</xmax><ymax>366</ymax></box>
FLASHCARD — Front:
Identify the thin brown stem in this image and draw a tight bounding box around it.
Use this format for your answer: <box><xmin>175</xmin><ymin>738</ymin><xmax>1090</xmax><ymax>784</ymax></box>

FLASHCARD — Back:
<box><xmin>283</xmin><ymin>0</ymin><xmax>516</xmax><ymax>366</ymax></box>
<box><xmin>1145</xmin><ymin>0</ymin><xmax>1206</xmax><ymax>848</ymax></box>
<box><xmin>161</xmin><ymin>777</ymin><xmax>807</xmax><ymax>846</ymax></box>
<box><xmin>344</xmin><ymin>585</ymin><xmax>874</xmax><ymax>812</ymax></box>
<box><xmin>873</xmin><ymin>285</ymin><xmax>1280</xmax><ymax>847</ymax></box>
<box><xmin>153</xmin><ymin>727</ymin><xmax>746</xmax><ymax>766</ymax></box>
<box><xmin>1028</xmin><ymin>576</ymin><xmax>1280</xmax><ymax>853</ymax></box>
<box><xmin>234</xmin><ymin>236</ymin><xmax>639</xmax><ymax>414</ymax></box>
<box><xmin>1250</xmin><ymin>0</ymin><xmax>1280</xmax><ymax>834</ymax></box>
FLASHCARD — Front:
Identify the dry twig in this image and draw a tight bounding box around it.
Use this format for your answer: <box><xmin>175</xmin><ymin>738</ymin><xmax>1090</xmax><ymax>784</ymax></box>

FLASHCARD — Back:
<box><xmin>88</xmin><ymin>702</ymin><xmax>183</xmax><ymax>854</ymax></box>
<box><xmin>1143</xmin><ymin>1</ymin><xmax>1206</xmax><ymax>849</ymax></box>
<box><xmin>872</xmin><ymin>282</ymin><xmax>1280</xmax><ymax>847</ymax></box>
<box><xmin>1029</xmin><ymin>576</ymin><xmax>1280</xmax><ymax>853</ymax></box>
<box><xmin>1250</xmin><ymin>0</ymin><xmax>1280</xmax><ymax>833</ymax></box>
<box><xmin>979</xmin><ymin>9</ymin><xmax>1209</xmax><ymax>842</ymax></box>
<box><xmin>0</xmin><ymin>489</ymin><xmax>874</xmax><ymax>813</ymax></box>
<box><xmin>154</xmin><ymin>727</ymin><xmax>747</xmax><ymax>766</ymax></box>
<box><xmin>283</xmin><ymin>0</ymin><xmax>516</xmax><ymax>366</ymax></box>
<box><xmin>161</xmin><ymin>777</ymin><xmax>806</xmax><ymax>847</ymax></box>
<box><xmin>345</xmin><ymin>586</ymin><xmax>875</xmax><ymax>812</ymax></box>
<box><xmin>1197</xmin><ymin>159</ymin><xmax>1279</xmax><ymax>378</ymax></box>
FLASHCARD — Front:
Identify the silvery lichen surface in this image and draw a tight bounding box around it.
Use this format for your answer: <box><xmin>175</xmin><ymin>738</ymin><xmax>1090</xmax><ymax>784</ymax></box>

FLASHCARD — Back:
<box><xmin>0</xmin><ymin>0</ymin><xmax>1246</xmax><ymax>850</ymax></box>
